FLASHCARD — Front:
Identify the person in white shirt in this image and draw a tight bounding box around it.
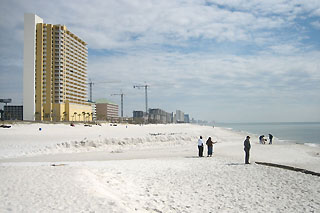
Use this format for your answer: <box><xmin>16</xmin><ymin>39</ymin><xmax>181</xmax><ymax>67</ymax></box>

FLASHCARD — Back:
<box><xmin>198</xmin><ymin>136</ymin><xmax>204</xmax><ymax>157</ymax></box>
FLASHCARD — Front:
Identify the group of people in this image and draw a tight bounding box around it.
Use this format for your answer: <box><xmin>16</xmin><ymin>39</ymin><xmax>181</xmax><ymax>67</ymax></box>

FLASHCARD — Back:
<box><xmin>259</xmin><ymin>134</ymin><xmax>273</xmax><ymax>144</ymax></box>
<box><xmin>197</xmin><ymin>134</ymin><xmax>274</xmax><ymax>165</ymax></box>
<box><xmin>197</xmin><ymin>136</ymin><xmax>217</xmax><ymax>157</ymax></box>
<box><xmin>243</xmin><ymin>134</ymin><xmax>274</xmax><ymax>164</ymax></box>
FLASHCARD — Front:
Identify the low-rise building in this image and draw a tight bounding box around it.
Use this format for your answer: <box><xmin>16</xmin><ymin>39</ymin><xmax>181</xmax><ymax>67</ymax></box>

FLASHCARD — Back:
<box><xmin>149</xmin><ymin>108</ymin><xmax>172</xmax><ymax>123</ymax></box>
<box><xmin>3</xmin><ymin>105</ymin><xmax>23</xmax><ymax>120</ymax></box>
<box><xmin>95</xmin><ymin>99</ymin><xmax>119</xmax><ymax>121</ymax></box>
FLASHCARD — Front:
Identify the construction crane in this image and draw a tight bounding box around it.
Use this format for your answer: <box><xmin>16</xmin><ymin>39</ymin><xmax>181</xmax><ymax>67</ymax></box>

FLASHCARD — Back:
<box><xmin>88</xmin><ymin>79</ymin><xmax>120</xmax><ymax>102</ymax></box>
<box><xmin>133</xmin><ymin>84</ymin><xmax>149</xmax><ymax>114</ymax></box>
<box><xmin>88</xmin><ymin>81</ymin><xmax>94</xmax><ymax>102</ymax></box>
<box><xmin>111</xmin><ymin>92</ymin><xmax>125</xmax><ymax>118</ymax></box>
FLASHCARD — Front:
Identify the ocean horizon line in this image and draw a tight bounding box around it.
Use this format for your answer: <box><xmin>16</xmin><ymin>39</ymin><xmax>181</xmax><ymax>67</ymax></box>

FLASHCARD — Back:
<box><xmin>216</xmin><ymin>121</ymin><xmax>320</xmax><ymax>125</ymax></box>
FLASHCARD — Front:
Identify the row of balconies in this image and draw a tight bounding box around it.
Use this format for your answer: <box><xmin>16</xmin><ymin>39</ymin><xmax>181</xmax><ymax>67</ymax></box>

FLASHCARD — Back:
<box><xmin>65</xmin><ymin>56</ymin><xmax>87</xmax><ymax>68</ymax></box>
<box><xmin>65</xmin><ymin>84</ymin><xmax>87</xmax><ymax>95</ymax></box>
<box><xmin>65</xmin><ymin>44</ymin><xmax>87</xmax><ymax>58</ymax></box>
<box><xmin>65</xmin><ymin>51</ymin><xmax>87</xmax><ymax>65</ymax></box>
<box><xmin>65</xmin><ymin>63</ymin><xmax>86</xmax><ymax>75</ymax></box>
<box><xmin>66</xmin><ymin>93</ymin><xmax>87</xmax><ymax>101</ymax></box>
<box><xmin>66</xmin><ymin>95</ymin><xmax>87</xmax><ymax>103</ymax></box>
<box><xmin>66</xmin><ymin>70</ymin><xmax>86</xmax><ymax>81</ymax></box>
<box><xmin>67</xmin><ymin>35</ymin><xmax>85</xmax><ymax>50</ymax></box>
<box><xmin>65</xmin><ymin>86</ymin><xmax>86</xmax><ymax>97</ymax></box>
<box><xmin>65</xmin><ymin>42</ymin><xmax>87</xmax><ymax>56</ymax></box>
<box><xmin>54</xmin><ymin>78</ymin><xmax>64</xmax><ymax>83</ymax></box>
<box><xmin>55</xmin><ymin>52</ymin><xmax>63</xmax><ymax>56</ymax></box>
<box><xmin>66</xmin><ymin>66</ymin><xmax>85</xmax><ymax>75</ymax></box>
<box><xmin>65</xmin><ymin>78</ymin><xmax>86</xmax><ymax>87</ymax></box>
<box><xmin>66</xmin><ymin>48</ymin><xmax>87</xmax><ymax>60</ymax></box>
<box><xmin>54</xmin><ymin>72</ymin><xmax>63</xmax><ymax>78</ymax></box>
<box><xmin>65</xmin><ymin>48</ymin><xmax>87</xmax><ymax>64</ymax></box>
<box><xmin>65</xmin><ymin>61</ymin><xmax>87</xmax><ymax>73</ymax></box>
<box><xmin>65</xmin><ymin>58</ymin><xmax>87</xmax><ymax>71</ymax></box>
<box><xmin>54</xmin><ymin>66</ymin><xmax>64</xmax><ymax>71</ymax></box>
<box><xmin>54</xmin><ymin>45</ymin><xmax>87</xmax><ymax>63</ymax></box>
<box><xmin>66</xmin><ymin>86</ymin><xmax>86</xmax><ymax>94</ymax></box>
<box><xmin>54</xmin><ymin>89</ymin><xmax>63</xmax><ymax>94</ymax></box>
<box><xmin>66</xmin><ymin>71</ymin><xmax>86</xmax><ymax>83</ymax></box>
<box><xmin>62</xmin><ymin>47</ymin><xmax>86</xmax><ymax>61</ymax></box>
<box><xmin>65</xmin><ymin>87</ymin><xmax>85</xmax><ymax>95</ymax></box>
<box><xmin>65</xmin><ymin>75</ymin><xmax>86</xmax><ymax>86</ymax></box>
<box><xmin>66</xmin><ymin>75</ymin><xmax>87</xmax><ymax>87</ymax></box>
<box><xmin>64</xmin><ymin>53</ymin><xmax>86</xmax><ymax>65</ymax></box>
<box><xmin>55</xmin><ymin>61</ymin><xmax>63</xmax><ymax>65</ymax></box>
<box><xmin>65</xmin><ymin>34</ymin><xmax>87</xmax><ymax>53</ymax></box>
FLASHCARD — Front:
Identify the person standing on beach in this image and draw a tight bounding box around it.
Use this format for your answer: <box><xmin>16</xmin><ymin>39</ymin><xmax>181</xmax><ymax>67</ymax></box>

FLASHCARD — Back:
<box><xmin>198</xmin><ymin>136</ymin><xmax>204</xmax><ymax>157</ymax></box>
<box><xmin>206</xmin><ymin>137</ymin><xmax>217</xmax><ymax>157</ymax></box>
<box><xmin>206</xmin><ymin>137</ymin><xmax>213</xmax><ymax>157</ymax></box>
<box><xmin>268</xmin><ymin>134</ymin><xmax>273</xmax><ymax>144</ymax></box>
<box><xmin>244</xmin><ymin>136</ymin><xmax>251</xmax><ymax>164</ymax></box>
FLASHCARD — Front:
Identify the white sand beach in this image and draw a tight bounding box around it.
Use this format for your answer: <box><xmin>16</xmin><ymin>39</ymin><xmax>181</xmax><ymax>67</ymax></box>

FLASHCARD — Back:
<box><xmin>0</xmin><ymin>123</ymin><xmax>319</xmax><ymax>212</ymax></box>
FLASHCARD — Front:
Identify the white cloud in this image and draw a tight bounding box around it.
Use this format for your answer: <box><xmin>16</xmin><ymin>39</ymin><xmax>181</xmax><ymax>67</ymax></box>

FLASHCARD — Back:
<box><xmin>0</xmin><ymin>0</ymin><xmax>297</xmax><ymax>49</ymax></box>
<box><xmin>268</xmin><ymin>44</ymin><xmax>300</xmax><ymax>55</ymax></box>
<box><xmin>312</xmin><ymin>8</ymin><xmax>320</xmax><ymax>16</ymax></box>
<box><xmin>88</xmin><ymin>49</ymin><xmax>320</xmax><ymax>106</ymax></box>
<box><xmin>311</xmin><ymin>21</ymin><xmax>320</xmax><ymax>29</ymax></box>
<box><xmin>1</xmin><ymin>0</ymin><xmax>320</xmax><ymax>121</ymax></box>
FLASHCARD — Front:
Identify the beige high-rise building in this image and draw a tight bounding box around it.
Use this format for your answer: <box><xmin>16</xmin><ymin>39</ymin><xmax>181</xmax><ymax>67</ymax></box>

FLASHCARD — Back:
<box><xmin>23</xmin><ymin>14</ymin><xmax>92</xmax><ymax>121</ymax></box>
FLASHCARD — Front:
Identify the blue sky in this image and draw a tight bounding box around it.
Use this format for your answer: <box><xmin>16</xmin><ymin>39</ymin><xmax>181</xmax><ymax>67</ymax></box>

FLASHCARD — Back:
<box><xmin>1</xmin><ymin>0</ymin><xmax>320</xmax><ymax>122</ymax></box>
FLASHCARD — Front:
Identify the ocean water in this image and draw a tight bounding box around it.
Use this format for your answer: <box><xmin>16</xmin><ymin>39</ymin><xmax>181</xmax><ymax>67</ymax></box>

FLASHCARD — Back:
<box><xmin>217</xmin><ymin>122</ymin><xmax>320</xmax><ymax>146</ymax></box>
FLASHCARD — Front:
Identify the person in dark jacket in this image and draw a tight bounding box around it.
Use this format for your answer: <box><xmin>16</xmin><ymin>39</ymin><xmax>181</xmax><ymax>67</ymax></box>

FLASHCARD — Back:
<box><xmin>244</xmin><ymin>136</ymin><xmax>251</xmax><ymax>164</ymax></box>
<box><xmin>268</xmin><ymin>134</ymin><xmax>273</xmax><ymax>144</ymax></box>
<box><xmin>206</xmin><ymin>137</ymin><xmax>216</xmax><ymax>157</ymax></box>
<box><xmin>259</xmin><ymin>135</ymin><xmax>265</xmax><ymax>144</ymax></box>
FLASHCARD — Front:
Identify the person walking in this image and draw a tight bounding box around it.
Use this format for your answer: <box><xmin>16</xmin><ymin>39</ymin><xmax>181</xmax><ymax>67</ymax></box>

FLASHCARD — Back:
<box><xmin>244</xmin><ymin>136</ymin><xmax>251</xmax><ymax>164</ymax></box>
<box><xmin>198</xmin><ymin>136</ymin><xmax>204</xmax><ymax>157</ymax></box>
<box><xmin>268</xmin><ymin>134</ymin><xmax>273</xmax><ymax>144</ymax></box>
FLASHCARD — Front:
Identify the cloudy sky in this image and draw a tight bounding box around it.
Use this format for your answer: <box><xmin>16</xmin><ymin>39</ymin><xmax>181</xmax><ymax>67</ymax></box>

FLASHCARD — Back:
<box><xmin>1</xmin><ymin>0</ymin><xmax>320</xmax><ymax>122</ymax></box>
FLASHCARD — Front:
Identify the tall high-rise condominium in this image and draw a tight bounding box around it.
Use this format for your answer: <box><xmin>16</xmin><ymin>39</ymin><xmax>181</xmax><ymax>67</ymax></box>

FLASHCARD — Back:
<box><xmin>23</xmin><ymin>14</ymin><xmax>92</xmax><ymax>121</ymax></box>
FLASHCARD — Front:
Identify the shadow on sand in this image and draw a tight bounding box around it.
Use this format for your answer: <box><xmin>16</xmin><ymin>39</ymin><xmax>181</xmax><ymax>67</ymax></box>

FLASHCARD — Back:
<box><xmin>255</xmin><ymin>161</ymin><xmax>320</xmax><ymax>177</ymax></box>
<box><xmin>185</xmin><ymin>156</ymin><xmax>206</xmax><ymax>159</ymax></box>
<box><xmin>226</xmin><ymin>163</ymin><xmax>244</xmax><ymax>166</ymax></box>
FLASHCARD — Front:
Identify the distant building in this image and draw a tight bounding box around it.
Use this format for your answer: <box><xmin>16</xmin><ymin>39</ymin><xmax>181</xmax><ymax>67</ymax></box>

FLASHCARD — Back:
<box><xmin>95</xmin><ymin>99</ymin><xmax>119</xmax><ymax>121</ymax></box>
<box><xmin>133</xmin><ymin>111</ymin><xmax>145</xmax><ymax>118</ymax></box>
<box><xmin>148</xmin><ymin>108</ymin><xmax>172</xmax><ymax>123</ymax></box>
<box><xmin>175</xmin><ymin>110</ymin><xmax>185</xmax><ymax>123</ymax></box>
<box><xmin>184</xmin><ymin>114</ymin><xmax>190</xmax><ymax>123</ymax></box>
<box><xmin>133</xmin><ymin>108</ymin><xmax>189</xmax><ymax>124</ymax></box>
<box><xmin>133</xmin><ymin>110</ymin><xmax>148</xmax><ymax>123</ymax></box>
<box><xmin>23</xmin><ymin>14</ymin><xmax>91</xmax><ymax>121</ymax></box>
<box><xmin>3</xmin><ymin>105</ymin><xmax>23</xmax><ymax>120</ymax></box>
<box><xmin>170</xmin><ymin>112</ymin><xmax>174</xmax><ymax>123</ymax></box>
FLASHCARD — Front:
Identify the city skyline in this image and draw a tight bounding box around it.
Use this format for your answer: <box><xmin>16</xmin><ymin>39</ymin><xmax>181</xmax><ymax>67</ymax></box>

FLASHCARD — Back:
<box><xmin>1</xmin><ymin>0</ymin><xmax>320</xmax><ymax>122</ymax></box>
